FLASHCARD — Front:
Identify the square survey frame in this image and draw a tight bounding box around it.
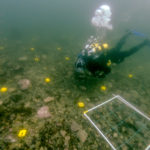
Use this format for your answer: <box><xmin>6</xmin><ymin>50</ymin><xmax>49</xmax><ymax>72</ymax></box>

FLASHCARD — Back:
<box><xmin>84</xmin><ymin>95</ymin><xmax>150</xmax><ymax>150</ymax></box>
<box><xmin>145</xmin><ymin>145</ymin><xmax>150</xmax><ymax>150</ymax></box>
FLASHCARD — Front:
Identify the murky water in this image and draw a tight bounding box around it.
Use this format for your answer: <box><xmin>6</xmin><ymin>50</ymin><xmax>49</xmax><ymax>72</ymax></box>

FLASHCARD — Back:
<box><xmin>0</xmin><ymin>0</ymin><xmax>150</xmax><ymax>149</ymax></box>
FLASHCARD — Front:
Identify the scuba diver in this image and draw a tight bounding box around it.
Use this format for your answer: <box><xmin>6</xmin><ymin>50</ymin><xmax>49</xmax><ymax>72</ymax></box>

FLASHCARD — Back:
<box><xmin>75</xmin><ymin>31</ymin><xmax>149</xmax><ymax>78</ymax></box>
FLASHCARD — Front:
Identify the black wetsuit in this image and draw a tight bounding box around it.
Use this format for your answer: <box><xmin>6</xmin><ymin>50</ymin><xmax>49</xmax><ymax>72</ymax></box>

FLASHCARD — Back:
<box><xmin>75</xmin><ymin>32</ymin><xmax>149</xmax><ymax>78</ymax></box>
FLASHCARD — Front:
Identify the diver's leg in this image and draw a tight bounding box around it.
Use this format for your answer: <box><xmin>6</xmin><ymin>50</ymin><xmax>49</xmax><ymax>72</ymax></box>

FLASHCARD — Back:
<box><xmin>108</xmin><ymin>39</ymin><xmax>149</xmax><ymax>64</ymax></box>
<box><xmin>120</xmin><ymin>39</ymin><xmax>149</xmax><ymax>59</ymax></box>
<box><xmin>114</xmin><ymin>31</ymin><xmax>132</xmax><ymax>51</ymax></box>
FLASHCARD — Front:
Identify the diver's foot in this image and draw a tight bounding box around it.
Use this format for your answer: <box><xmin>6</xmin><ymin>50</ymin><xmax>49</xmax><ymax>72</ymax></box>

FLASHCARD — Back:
<box><xmin>126</xmin><ymin>29</ymin><xmax>133</xmax><ymax>36</ymax></box>
<box><xmin>127</xmin><ymin>29</ymin><xmax>134</xmax><ymax>34</ymax></box>
<box><xmin>130</xmin><ymin>29</ymin><xmax>147</xmax><ymax>38</ymax></box>
<box><xmin>143</xmin><ymin>39</ymin><xmax>150</xmax><ymax>46</ymax></box>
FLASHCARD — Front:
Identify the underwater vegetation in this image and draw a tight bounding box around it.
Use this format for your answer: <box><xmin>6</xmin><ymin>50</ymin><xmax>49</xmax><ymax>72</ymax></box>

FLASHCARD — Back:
<box><xmin>0</xmin><ymin>36</ymin><xmax>150</xmax><ymax>149</ymax></box>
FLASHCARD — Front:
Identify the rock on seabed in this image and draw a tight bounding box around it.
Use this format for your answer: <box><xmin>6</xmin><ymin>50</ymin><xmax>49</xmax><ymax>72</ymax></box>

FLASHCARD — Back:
<box><xmin>37</xmin><ymin>106</ymin><xmax>51</xmax><ymax>118</ymax></box>
<box><xmin>44</xmin><ymin>97</ymin><xmax>54</xmax><ymax>103</ymax></box>
<box><xmin>18</xmin><ymin>79</ymin><xmax>31</xmax><ymax>90</ymax></box>
<box><xmin>77</xmin><ymin>129</ymin><xmax>88</xmax><ymax>143</ymax></box>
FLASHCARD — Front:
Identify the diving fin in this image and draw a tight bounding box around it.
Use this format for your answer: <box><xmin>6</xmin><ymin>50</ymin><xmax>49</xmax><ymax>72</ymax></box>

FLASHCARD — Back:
<box><xmin>130</xmin><ymin>29</ymin><xmax>147</xmax><ymax>38</ymax></box>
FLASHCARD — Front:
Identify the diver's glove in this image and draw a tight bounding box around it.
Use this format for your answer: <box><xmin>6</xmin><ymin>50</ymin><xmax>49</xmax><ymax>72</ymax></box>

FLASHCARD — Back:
<box><xmin>94</xmin><ymin>71</ymin><xmax>106</xmax><ymax>78</ymax></box>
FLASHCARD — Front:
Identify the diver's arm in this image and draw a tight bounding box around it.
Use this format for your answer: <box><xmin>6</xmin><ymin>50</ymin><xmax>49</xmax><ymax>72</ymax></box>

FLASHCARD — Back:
<box><xmin>120</xmin><ymin>39</ymin><xmax>149</xmax><ymax>58</ymax></box>
<box><xmin>93</xmin><ymin>63</ymin><xmax>111</xmax><ymax>78</ymax></box>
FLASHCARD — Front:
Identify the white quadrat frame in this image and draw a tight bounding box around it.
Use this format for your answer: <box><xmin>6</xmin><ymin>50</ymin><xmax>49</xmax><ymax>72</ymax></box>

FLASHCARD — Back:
<box><xmin>84</xmin><ymin>95</ymin><xmax>150</xmax><ymax>150</ymax></box>
<box><xmin>145</xmin><ymin>145</ymin><xmax>150</xmax><ymax>150</ymax></box>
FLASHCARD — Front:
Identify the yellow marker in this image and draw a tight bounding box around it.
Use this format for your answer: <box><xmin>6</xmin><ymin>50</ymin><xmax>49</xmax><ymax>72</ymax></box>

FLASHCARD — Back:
<box><xmin>98</xmin><ymin>46</ymin><xmax>102</xmax><ymax>51</ymax></box>
<box><xmin>100</xmin><ymin>85</ymin><xmax>107</xmax><ymax>91</ymax></box>
<box><xmin>94</xmin><ymin>43</ymin><xmax>99</xmax><ymax>48</ymax></box>
<box><xmin>83</xmin><ymin>110</ymin><xmax>88</xmax><ymax>114</ymax></box>
<box><xmin>128</xmin><ymin>74</ymin><xmax>133</xmax><ymax>78</ymax></box>
<box><xmin>57</xmin><ymin>47</ymin><xmax>61</xmax><ymax>50</ymax></box>
<box><xmin>107</xmin><ymin>60</ymin><xmax>111</xmax><ymax>66</ymax></box>
<box><xmin>34</xmin><ymin>57</ymin><xmax>40</xmax><ymax>62</ymax></box>
<box><xmin>78</xmin><ymin>102</ymin><xmax>85</xmax><ymax>108</ymax></box>
<box><xmin>30</xmin><ymin>48</ymin><xmax>35</xmax><ymax>51</ymax></box>
<box><xmin>65</xmin><ymin>57</ymin><xmax>70</xmax><ymax>61</ymax></box>
<box><xmin>0</xmin><ymin>87</ymin><xmax>7</xmax><ymax>93</ymax></box>
<box><xmin>103</xmin><ymin>43</ymin><xmax>109</xmax><ymax>49</ymax></box>
<box><xmin>45</xmin><ymin>77</ymin><xmax>51</xmax><ymax>83</ymax></box>
<box><xmin>18</xmin><ymin>129</ymin><xmax>27</xmax><ymax>138</ymax></box>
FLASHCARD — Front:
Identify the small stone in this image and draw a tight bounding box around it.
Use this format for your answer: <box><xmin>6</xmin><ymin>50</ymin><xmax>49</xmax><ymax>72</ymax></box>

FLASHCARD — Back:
<box><xmin>44</xmin><ymin>97</ymin><xmax>54</xmax><ymax>103</ymax></box>
<box><xmin>18</xmin><ymin>56</ymin><xmax>28</xmax><ymax>61</ymax></box>
<box><xmin>14</xmin><ymin>65</ymin><xmax>22</xmax><ymax>71</ymax></box>
<box><xmin>122</xmin><ymin>145</ymin><xmax>128</xmax><ymax>150</ymax></box>
<box><xmin>0</xmin><ymin>101</ymin><xmax>3</xmax><ymax>105</ymax></box>
<box><xmin>86</xmin><ymin>98</ymin><xmax>90</xmax><ymax>102</ymax></box>
<box><xmin>113</xmin><ymin>133</ymin><xmax>118</xmax><ymax>138</ymax></box>
<box><xmin>0</xmin><ymin>46</ymin><xmax>4</xmax><ymax>50</ymax></box>
<box><xmin>122</xmin><ymin>127</ymin><xmax>126</xmax><ymax>132</ymax></box>
<box><xmin>80</xmin><ymin>86</ymin><xmax>86</xmax><ymax>91</ymax></box>
<box><xmin>65</xmin><ymin>136</ymin><xmax>70</xmax><ymax>146</ymax></box>
<box><xmin>107</xmin><ymin>82</ymin><xmax>113</xmax><ymax>88</ymax></box>
<box><xmin>18</xmin><ymin>79</ymin><xmax>31</xmax><ymax>90</ymax></box>
<box><xmin>42</xmin><ymin>55</ymin><xmax>47</xmax><ymax>59</ymax></box>
<box><xmin>0</xmin><ymin>69</ymin><xmax>5</xmax><ymax>76</ymax></box>
<box><xmin>9</xmin><ymin>88</ymin><xmax>16</xmax><ymax>92</ymax></box>
<box><xmin>40</xmin><ymin>147</ymin><xmax>44</xmax><ymax>150</ymax></box>
<box><xmin>60</xmin><ymin>130</ymin><xmax>66</xmax><ymax>137</ymax></box>
<box><xmin>40</xmin><ymin>147</ymin><xmax>47</xmax><ymax>150</ymax></box>
<box><xmin>77</xmin><ymin>129</ymin><xmax>88</xmax><ymax>143</ymax></box>
<box><xmin>6</xmin><ymin>135</ymin><xmax>16</xmax><ymax>143</ymax></box>
<box><xmin>34</xmin><ymin>98</ymin><xmax>40</xmax><ymax>102</ymax></box>
<box><xmin>138</xmin><ymin>142</ymin><xmax>143</xmax><ymax>148</ymax></box>
<box><xmin>71</xmin><ymin>121</ymin><xmax>81</xmax><ymax>131</ymax></box>
<box><xmin>131</xmin><ymin>90</ymin><xmax>139</xmax><ymax>98</ymax></box>
<box><xmin>37</xmin><ymin>106</ymin><xmax>51</xmax><ymax>118</ymax></box>
<box><xmin>25</xmin><ymin>102</ymin><xmax>31</xmax><ymax>108</ymax></box>
<box><xmin>66</xmin><ymin>90</ymin><xmax>70</xmax><ymax>94</ymax></box>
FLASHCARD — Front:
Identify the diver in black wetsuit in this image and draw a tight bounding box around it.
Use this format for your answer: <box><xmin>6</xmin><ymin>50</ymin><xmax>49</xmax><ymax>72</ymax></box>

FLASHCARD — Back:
<box><xmin>75</xmin><ymin>31</ymin><xmax>149</xmax><ymax>78</ymax></box>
